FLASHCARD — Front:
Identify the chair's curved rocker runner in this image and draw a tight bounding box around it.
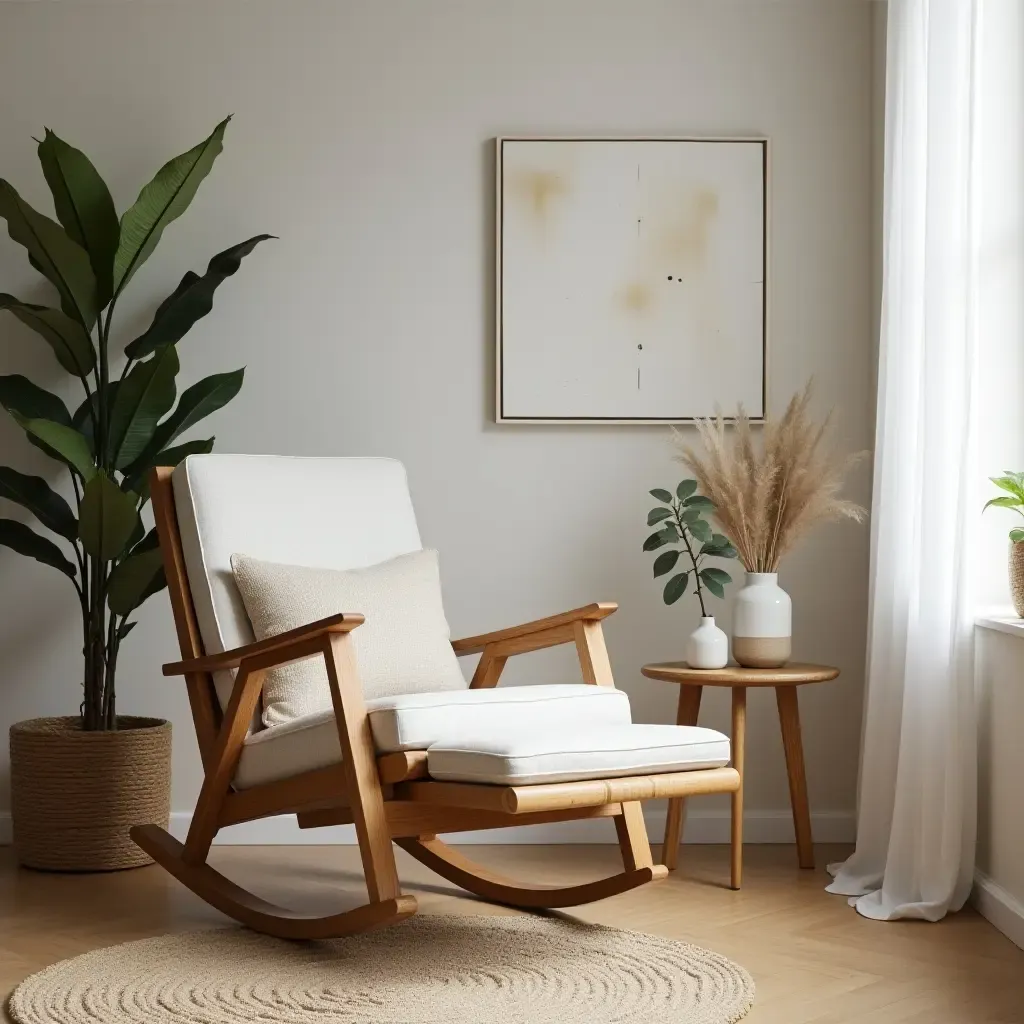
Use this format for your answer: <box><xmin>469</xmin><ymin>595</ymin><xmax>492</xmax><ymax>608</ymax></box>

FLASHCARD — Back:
<box><xmin>133</xmin><ymin>458</ymin><xmax>740</xmax><ymax>939</ymax></box>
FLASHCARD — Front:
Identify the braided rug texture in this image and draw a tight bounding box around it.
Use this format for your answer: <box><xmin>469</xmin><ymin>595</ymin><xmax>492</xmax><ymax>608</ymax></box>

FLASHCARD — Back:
<box><xmin>9</xmin><ymin>914</ymin><xmax>754</xmax><ymax>1024</ymax></box>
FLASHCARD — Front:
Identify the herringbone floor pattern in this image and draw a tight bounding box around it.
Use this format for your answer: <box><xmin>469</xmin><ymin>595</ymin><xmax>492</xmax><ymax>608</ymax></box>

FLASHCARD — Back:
<box><xmin>2</xmin><ymin>843</ymin><xmax>1021</xmax><ymax>1022</ymax></box>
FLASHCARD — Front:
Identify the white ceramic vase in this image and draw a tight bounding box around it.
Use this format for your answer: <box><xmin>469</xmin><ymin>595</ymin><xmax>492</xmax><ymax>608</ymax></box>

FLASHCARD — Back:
<box><xmin>733</xmin><ymin>572</ymin><xmax>792</xmax><ymax>668</ymax></box>
<box><xmin>686</xmin><ymin>616</ymin><xmax>729</xmax><ymax>670</ymax></box>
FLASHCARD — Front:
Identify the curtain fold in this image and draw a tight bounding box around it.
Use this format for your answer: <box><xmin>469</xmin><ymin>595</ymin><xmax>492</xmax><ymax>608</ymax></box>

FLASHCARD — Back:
<box><xmin>826</xmin><ymin>0</ymin><xmax>979</xmax><ymax>922</ymax></box>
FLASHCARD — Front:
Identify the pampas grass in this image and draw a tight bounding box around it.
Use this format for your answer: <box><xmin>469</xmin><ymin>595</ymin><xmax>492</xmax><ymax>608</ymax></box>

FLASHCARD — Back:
<box><xmin>673</xmin><ymin>382</ymin><xmax>867</xmax><ymax>573</ymax></box>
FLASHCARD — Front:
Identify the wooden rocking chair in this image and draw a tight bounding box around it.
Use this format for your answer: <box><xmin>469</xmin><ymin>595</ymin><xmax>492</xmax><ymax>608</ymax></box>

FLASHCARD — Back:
<box><xmin>133</xmin><ymin>456</ymin><xmax>740</xmax><ymax>939</ymax></box>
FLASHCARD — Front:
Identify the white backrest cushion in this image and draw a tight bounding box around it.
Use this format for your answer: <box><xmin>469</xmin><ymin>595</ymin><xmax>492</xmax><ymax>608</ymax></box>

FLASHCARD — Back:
<box><xmin>171</xmin><ymin>455</ymin><xmax>427</xmax><ymax>710</ymax></box>
<box><xmin>231</xmin><ymin>550</ymin><xmax>467</xmax><ymax>726</ymax></box>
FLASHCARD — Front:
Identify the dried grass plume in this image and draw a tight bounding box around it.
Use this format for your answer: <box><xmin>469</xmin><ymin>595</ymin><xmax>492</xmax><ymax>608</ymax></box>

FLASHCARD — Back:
<box><xmin>673</xmin><ymin>382</ymin><xmax>867</xmax><ymax>572</ymax></box>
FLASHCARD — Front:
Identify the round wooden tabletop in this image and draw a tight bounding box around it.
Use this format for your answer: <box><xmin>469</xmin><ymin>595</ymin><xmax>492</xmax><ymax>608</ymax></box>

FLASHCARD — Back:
<box><xmin>641</xmin><ymin>662</ymin><xmax>839</xmax><ymax>687</ymax></box>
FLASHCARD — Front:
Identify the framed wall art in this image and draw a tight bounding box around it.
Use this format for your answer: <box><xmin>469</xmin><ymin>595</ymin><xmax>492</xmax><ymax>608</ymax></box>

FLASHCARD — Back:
<box><xmin>495</xmin><ymin>136</ymin><xmax>768</xmax><ymax>424</ymax></box>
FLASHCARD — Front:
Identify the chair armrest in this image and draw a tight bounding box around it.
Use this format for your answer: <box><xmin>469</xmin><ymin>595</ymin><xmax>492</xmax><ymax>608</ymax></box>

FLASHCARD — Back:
<box><xmin>451</xmin><ymin>602</ymin><xmax>617</xmax><ymax>656</ymax></box>
<box><xmin>163</xmin><ymin>612</ymin><xmax>364</xmax><ymax>676</ymax></box>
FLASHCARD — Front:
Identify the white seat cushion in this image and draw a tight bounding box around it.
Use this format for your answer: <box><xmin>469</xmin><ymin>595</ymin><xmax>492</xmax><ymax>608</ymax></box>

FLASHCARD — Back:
<box><xmin>231</xmin><ymin>550</ymin><xmax>466</xmax><ymax>727</ymax></box>
<box><xmin>233</xmin><ymin>684</ymin><xmax>632</xmax><ymax>789</ymax></box>
<box><xmin>426</xmin><ymin>724</ymin><xmax>731</xmax><ymax>785</ymax></box>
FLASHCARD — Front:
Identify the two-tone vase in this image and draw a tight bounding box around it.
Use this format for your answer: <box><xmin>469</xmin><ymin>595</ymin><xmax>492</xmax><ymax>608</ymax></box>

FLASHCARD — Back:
<box><xmin>732</xmin><ymin>572</ymin><xmax>792</xmax><ymax>668</ymax></box>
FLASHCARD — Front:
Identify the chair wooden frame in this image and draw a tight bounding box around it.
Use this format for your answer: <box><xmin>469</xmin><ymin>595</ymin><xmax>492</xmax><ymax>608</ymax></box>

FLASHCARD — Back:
<box><xmin>132</xmin><ymin>467</ymin><xmax>741</xmax><ymax>939</ymax></box>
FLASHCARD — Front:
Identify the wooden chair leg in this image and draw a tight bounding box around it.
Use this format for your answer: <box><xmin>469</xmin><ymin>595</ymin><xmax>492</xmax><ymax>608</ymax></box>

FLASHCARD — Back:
<box><xmin>323</xmin><ymin>633</ymin><xmax>403</xmax><ymax>902</ymax></box>
<box><xmin>731</xmin><ymin>686</ymin><xmax>747</xmax><ymax>890</ymax></box>
<box><xmin>662</xmin><ymin>685</ymin><xmax>703</xmax><ymax>871</ymax></box>
<box><xmin>776</xmin><ymin>684</ymin><xmax>815</xmax><ymax>869</ymax></box>
<box><xmin>615</xmin><ymin>800</ymin><xmax>665</xmax><ymax>877</ymax></box>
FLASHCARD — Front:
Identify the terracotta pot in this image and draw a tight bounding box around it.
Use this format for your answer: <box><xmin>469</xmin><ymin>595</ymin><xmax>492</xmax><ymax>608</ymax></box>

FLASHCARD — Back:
<box><xmin>10</xmin><ymin>716</ymin><xmax>171</xmax><ymax>871</ymax></box>
<box><xmin>1010</xmin><ymin>542</ymin><xmax>1024</xmax><ymax>618</ymax></box>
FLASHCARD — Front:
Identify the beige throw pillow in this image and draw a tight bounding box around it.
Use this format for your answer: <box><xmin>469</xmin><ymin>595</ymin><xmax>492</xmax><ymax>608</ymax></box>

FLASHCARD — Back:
<box><xmin>230</xmin><ymin>550</ymin><xmax>467</xmax><ymax>727</ymax></box>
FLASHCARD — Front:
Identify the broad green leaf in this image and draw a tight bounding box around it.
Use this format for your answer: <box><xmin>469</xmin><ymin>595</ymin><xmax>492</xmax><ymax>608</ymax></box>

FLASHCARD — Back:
<box><xmin>647</xmin><ymin>506</ymin><xmax>673</xmax><ymax>526</ymax></box>
<box><xmin>0</xmin><ymin>466</ymin><xmax>76</xmax><ymax>539</ymax></box>
<box><xmin>107</xmin><ymin>345</ymin><xmax>179</xmax><ymax>468</ymax></box>
<box><xmin>1011</xmin><ymin>528</ymin><xmax>1024</xmax><ymax>544</ymax></box>
<box><xmin>71</xmin><ymin>385</ymin><xmax>117</xmax><ymax>456</ymax></box>
<box><xmin>0</xmin><ymin>374</ymin><xmax>71</xmax><ymax>424</ymax></box>
<box><xmin>0</xmin><ymin>294</ymin><xmax>95</xmax><ymax>376</ymax></box>
<box><xmin>663</xmin><ymin>572</ymin><xmax>689</xmax><ymax>605</ymax></box>
<box><xmin>113</xmin><ymin>117</ymin><xmax>230</xmax><ymax>296</ymax></box>
<box><xmin>699</xmin><ymin>572</ymin><xmax>726</xmax><ymax>599</ymax></box>
<box><xmin>0</xmin><ymin>180</ymin><xmax>96</xmax><ymax>328</ymax></box>
<box><xmin>700</xmin><ymin>566</ymin><xmax>732</xmax><ymax>586</ymax></box>
<box><xmin>984</xmin><ymin>496</ymin><xmax>1023</xmax><ymax>511</ymax></box>
<box><xmin>37</xmin><ymin>129</ymin><xmax>119</xmax><ymax>307</ymax></box>
<box><xmin>121</xmin><ymin>436</ymin><xmax>213</xmax><ymax>501</ymax></box>
<box><xmin>78</xmin><ymin>472</ymin><xmax>139</xmax><ymax>560</ymax></box>
<box><xmin>107</xmin><ymin>547</ymin><xmax>164</xmax><ymax>615</ymax></box>
<box><xmin>139</xmin><ymin>367</ymin><xmax>242</xmax><ymax>457</ymax></box>
<box><xmin>688</xmin><ymin>518</ymin><xmax>712</xmax><ymax>543</ymax></box>
<box><xmin>701</xmin><ymin>533</ymin><xmax>738</xmax><ymax>559</ymax></box>
<box><xmin>14</xmin><ymin>416</ymin><xmax>95</xmax><ymax>479</ymax></box>
<box><xmin>989</xmin><ymin>476</ymin><xmax>1024</xmax><ymax>501</ymax></box>
<box><xmin>652</xmin><ymin>549</ymin><xmax>680</xmax><ymax>578</ymax></box>
<box><xmin>681</xmin><ymin>507</ymin><xmax>702</xmax><ymax>525</ymax></box>
<box><xmin>683</xmin><ymin>494</ymin><xmax>715</xmax><ymax>510</ymax></box>
<box><xmin>125</xmin><ymin>235</ymin><xmax>275</xmax><ymax>360</ymax></box>
<box><xmin>0</xmin><ymin>518</ymin><xmax>76</xmax><ymax>578</ymax></box>
<box><xmin>676</xmin><ymin>480</ymin><xmax>697</xmax><ymax>501</ymax></box>
<box><xmin>649</xmin><ymin>488</ymin><xmax>673</xmax><ymax>503</ymax></box>
<box><xmin>643</xmin><ymin>529</ymin><xmax>669</xmax><ymax>552</ymax></box>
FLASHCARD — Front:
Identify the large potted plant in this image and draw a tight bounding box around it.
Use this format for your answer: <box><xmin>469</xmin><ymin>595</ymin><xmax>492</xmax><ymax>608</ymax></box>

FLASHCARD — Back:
<box><xmin>1</xmin><ymin>117</ymin><xmax>271</xmax><ymax>870</ymax></box>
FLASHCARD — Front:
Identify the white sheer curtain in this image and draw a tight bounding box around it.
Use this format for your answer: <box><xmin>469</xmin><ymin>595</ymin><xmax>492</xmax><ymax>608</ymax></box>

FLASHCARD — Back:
<box><xmin>827</xmin><ymin>0</ymin><xmax>980</xmax><ymax>921</ymax></box>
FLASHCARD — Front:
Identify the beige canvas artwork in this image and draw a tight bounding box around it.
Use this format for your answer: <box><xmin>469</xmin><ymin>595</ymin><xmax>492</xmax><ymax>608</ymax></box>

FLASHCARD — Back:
<box><xmin>496</xmin><ymin>137</ymin><xmax>767</xmax><ymax>423</ymax></box>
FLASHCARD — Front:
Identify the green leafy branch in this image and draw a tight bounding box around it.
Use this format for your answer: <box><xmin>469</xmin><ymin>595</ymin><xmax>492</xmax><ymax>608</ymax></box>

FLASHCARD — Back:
<box><xmin>0</xmin><ymin>117</ymin><xmax>272</xmax><ymax>729</ymax></box>
<box><xmin>984</xmin><ymin>471</ymin><xmax>1024</xmax><ymax>543</ymax></box>
<box><xmin>643</xmin><ymin>479</ymin><xmax>738</xmax><ymax>616</ymax></box>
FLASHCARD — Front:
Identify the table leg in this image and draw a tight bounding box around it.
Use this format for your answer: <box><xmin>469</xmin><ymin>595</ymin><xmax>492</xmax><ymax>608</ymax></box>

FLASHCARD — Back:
<box><xmin>776</xmin><ymin>685</ymin><xmax>814</xmax><ymax>869</ymax></box>
<box><xmin>662</xmin><ymin>685</ymin><xmax>703</xmax><ymax>871</ymax></box>
<box><xmin>730</xmin><ymin>686</ymin><xmax>747</xmax><ymax>890</ymax></box>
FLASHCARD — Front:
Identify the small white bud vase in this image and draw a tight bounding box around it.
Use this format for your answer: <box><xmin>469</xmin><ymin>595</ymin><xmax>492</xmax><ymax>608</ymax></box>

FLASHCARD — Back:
<box><xmin>733</xmin><ymin>572</ymin><xmax>792</xmax><ymax>668</ymax></box>
<box><xmin>686</xmin><ymin>616</ymin><xmax>729</xmax><ymax>670</ymax></box>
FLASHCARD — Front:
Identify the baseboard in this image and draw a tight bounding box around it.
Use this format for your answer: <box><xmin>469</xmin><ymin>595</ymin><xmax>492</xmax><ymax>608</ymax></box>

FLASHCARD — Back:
<box><xmin>973</xmin><ymin>871</ymin><xmax>1024</xmax><ymax>950</ymax></box>
<box><xmin>0</xmin><ymin>807</ymin><xmax>854</xmax><ymax>847</ymax></box>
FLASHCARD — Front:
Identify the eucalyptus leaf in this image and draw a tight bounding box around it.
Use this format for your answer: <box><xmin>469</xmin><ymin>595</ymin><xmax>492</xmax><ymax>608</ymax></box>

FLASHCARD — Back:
<box><xmin>652</xmin><ymin>549</ymin><xmax>680</xmax><ymax>578</ymax></box>
<box><xmin>689</xmin><ymin>518</ymin><xmax>712</xmax><ymax>543</ymax></box>
<box><xmin>0</xmin><ymin>179</ymin><xmax>96</xmax><ymax>328</ymax></box>
<box><xmin>114</xmin><ymin>117</ymin><xmax>230</xmax><ymax>296</ymax></box>
<box><xmin>107</xmin><ymin>546</ymin><xmax>164</xmax><ymax>615</ymax></box>
<box><xmin>107</xmin><ymin>344</ymin><xmax>179</xmax><ymax>468</ymax></box>
<box><xmin>700</xmin><ymin>567</ymin><xmax>733</xmax><ymax>586</ymax></box>
<box><xmin>676</xmin><ymin>480</ymin><xmax>697</xmax><ymax>501</ymax></box>
<box><xmin>0</xmin><ymin>518</ymin><xmax>76</xmax><ymax>578</ymax></box>
<box><xmin>699</xmin><ymin>574</ymin><xmax>726</xmax><ymax>599</ymax></box>
<box><xmin>0</xmin><ymin>466</ymin><xmax>77</xmax><ymax>539</ymax></box>
<box><xmin>125</xmin><ymin>235</ymin><xmax>274</xmax><ymax>359</ymax></box>
<box><xmin>647</xmin><ymin>506</ymin><xmax>673</xmax><ymax>526</ymax></box>
<box><xmin>663</xmin><ymin>572</ymin><xmax>689</xmax><ymax>605</ymax></box>
<box><xmin>643</xmin><ymin>529</ymin><xmax>669</xmax><ymax>552</ymax></box>
<box><xmin>13</xmin><ymin>415</ymin><xmax>95</xmax><ymax>479</ymax></box>
<box><xmin>78</xmin><ymin>472</ymin><xmax>139</xmax><ymax>560</ymax></box>
<box><xmin>649</xmin><ymin>488</ymin><xmax>673</xmax><ymax>503</ymax></box>
<box><xmin>0</xmin><ymin>295</ymin><xmax>95</xmax><ymax>376</ymax></box>
<box><xmin>683</xmin><ymin>494</ymin><xmax>715</xmax><ymax>510</ymax></box>
<box><xmin>37</xmin><ymin>129</ymin><xmax>119</xmax><ymax>307</ymax></box>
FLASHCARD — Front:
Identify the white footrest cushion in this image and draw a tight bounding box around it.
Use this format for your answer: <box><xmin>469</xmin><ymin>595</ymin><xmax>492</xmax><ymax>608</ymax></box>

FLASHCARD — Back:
<box><xmin>233</xmin><ymin>684</ymin><xmax>632</xmax><ymax>789</ymax></box>
<box><xmin>426</xmin><ymin>724</ymin><xmax>731</xmax><ymax>785</ymax></box>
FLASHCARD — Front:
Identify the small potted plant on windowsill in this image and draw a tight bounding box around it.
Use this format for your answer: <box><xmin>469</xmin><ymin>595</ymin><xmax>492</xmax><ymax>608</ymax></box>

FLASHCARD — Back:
<box><xmin>643</xmin><ymin>480</ymin><xmax>737</xmax><ymax>668</ymax></box>
<box><xmin>1</xmin><ymin>118</ymin><xmax>272</xmax><ymax>870</ymax></box>
<box><xmin>983</xmin><ymin>472</ymin><xmax>1024</xmax><ymax>617</ymax></box>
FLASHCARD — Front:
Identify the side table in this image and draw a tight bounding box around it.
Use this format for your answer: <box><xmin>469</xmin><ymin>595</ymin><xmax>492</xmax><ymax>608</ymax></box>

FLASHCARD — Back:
<box><xmin>641</xmin><ymin>661</ymin><xmax>839</xmax><ymax>889</ymax></box>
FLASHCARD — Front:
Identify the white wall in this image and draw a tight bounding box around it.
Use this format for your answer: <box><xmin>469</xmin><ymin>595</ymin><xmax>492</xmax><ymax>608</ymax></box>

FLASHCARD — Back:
<box><xmin>0</xmin><ymin>0</ymin><xmax>875</xmax><ymax>838</ymax></box>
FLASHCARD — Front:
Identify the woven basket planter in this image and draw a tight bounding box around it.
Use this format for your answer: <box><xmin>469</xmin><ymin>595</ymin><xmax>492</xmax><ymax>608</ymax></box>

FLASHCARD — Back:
<box><xmin>10</xmin><ymin>716</ymin><xmax>171</xmax><ymax>872</ymax></box>
<box><xmin>1010</xmin><ymin>542</ymin><xmax>1024</xmax><ymax>618</ymax></box>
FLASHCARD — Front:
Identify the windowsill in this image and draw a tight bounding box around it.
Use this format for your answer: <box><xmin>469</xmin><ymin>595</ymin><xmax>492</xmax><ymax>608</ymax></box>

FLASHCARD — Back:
<box><xmin>976</xmin><ymin>609</ymin><xmax>1024</xmax><ymax>638</ymax></box>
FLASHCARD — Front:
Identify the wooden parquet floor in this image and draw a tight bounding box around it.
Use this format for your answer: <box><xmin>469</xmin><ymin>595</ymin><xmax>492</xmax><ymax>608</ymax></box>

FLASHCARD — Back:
<box><xmin>1</xmin><ymin>843</ymin><xmax>1021</xmax><ymax>1022</ymax></box>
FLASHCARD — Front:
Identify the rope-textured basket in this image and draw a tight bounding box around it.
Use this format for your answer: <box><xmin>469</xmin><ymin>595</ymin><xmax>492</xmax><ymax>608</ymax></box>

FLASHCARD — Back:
<box><xmin>10</xmin><ymin>716</ymin><xmax>171</xmax><ymax>872</ymax></box>
<box><xmin>1010</xmin><ymin>542</ymin><xmax>1024</xmax><ymax>618</ymax></box>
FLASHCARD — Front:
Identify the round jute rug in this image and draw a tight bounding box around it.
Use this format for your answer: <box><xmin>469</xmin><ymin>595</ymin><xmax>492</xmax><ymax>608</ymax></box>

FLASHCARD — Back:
<box><xmin>9</xmin><ymin>915</ymin><xmax>754</xmax><ymax>1024</ymax></box>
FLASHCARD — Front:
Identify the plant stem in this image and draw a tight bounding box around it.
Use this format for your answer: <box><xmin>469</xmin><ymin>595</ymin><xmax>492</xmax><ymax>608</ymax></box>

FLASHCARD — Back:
<box><xmin>674</xmin><ymin>503</ymin><xmax>708</xmax><ymax>617</ymax></box>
